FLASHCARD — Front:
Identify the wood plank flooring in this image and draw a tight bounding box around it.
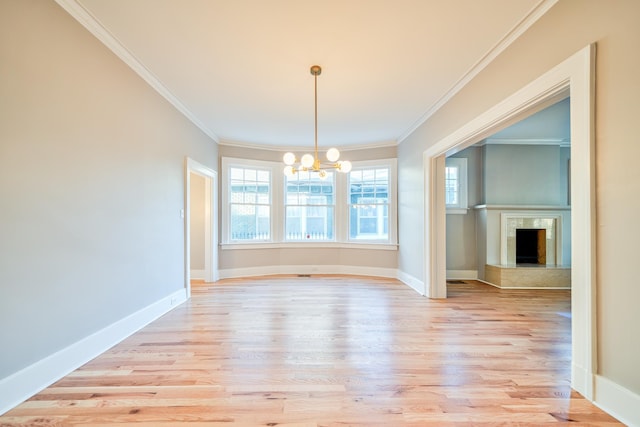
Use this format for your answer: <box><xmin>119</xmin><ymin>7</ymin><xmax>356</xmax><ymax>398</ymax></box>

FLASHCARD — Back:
<box><xmin>0</xmin><ymin>276</ymin><xmax>623</xmax><ymax>426</ymax></box>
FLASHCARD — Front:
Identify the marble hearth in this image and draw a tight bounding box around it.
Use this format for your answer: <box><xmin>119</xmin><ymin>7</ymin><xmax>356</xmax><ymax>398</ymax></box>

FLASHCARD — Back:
<box><xmin>485</xmin><ymin>264</ymin><xmax>571</xmax><ymax>289</ymax></box>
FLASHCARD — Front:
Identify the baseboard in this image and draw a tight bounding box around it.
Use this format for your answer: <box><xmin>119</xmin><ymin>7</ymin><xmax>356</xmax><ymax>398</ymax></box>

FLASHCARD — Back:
<box><xmin>446</xmin><ymin>270</ymin><xmax>478</xmax><ymax>280</ymax></box>
<box><xmin>218</xmin><ymin>265</ymin><xmax>397</xmax><ymax>280</ymax></box>
<box><xmin>476</xmin><ymin>278</ymin><xmax>570</xmax><ymax>290</ymax></box>
<box><xmin>219</xmin><ymin>266</ymin><xmax>426</xmax><ymax>296</ymax></box>
<box><xmin>396</xmin><ymin>270</ymin><xmax>426</xmax><ymax>296</ymax></box>
<box><xmin>0</xmin><ymin>288</ymin><xmax>187</xmax><ymax>416</ymax></box>
<box><xmin>594</xmin><ymin>375</ymin><xmax>640</xmax><ymax>427</ymax></box>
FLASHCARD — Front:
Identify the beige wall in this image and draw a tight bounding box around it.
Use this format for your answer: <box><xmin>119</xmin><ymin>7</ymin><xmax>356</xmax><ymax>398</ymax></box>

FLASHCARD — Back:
<box><xmin>0</xmin><ymin>0</ymin><xmax>217</xmax><ymax>380</ymax></box>
<box><xmin>218</xmin><ymin>144</ymin><xmax>397</xmax><ymax>273</ymax></box>
<box><xmin>189</xmin><ymin>173</ymin><xmax>206</xmax><ymax>271</ymax></box>
<box><xmin>398</xmin><ymin>0</ymin><xmax>640</xmax><ymax>397</ymax></box>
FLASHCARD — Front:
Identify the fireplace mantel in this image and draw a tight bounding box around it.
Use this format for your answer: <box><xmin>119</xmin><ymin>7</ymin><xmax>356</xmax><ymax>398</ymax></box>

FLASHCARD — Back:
<box><xmin>474</xmin><ymin>204</ymin><xmax>571</xmax><ymax>211</ymax></box>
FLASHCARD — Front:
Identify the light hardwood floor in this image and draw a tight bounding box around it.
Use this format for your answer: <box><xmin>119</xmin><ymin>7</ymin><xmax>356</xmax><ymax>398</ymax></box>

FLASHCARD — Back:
<box><xmin>0</xmin><ymin>276</ymin><xmax>623</xmax><ymax>426</ymax></box>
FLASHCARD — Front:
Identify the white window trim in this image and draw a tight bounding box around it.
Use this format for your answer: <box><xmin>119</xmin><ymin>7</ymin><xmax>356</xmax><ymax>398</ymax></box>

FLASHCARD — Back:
<box><xmin>445</xmin><ymin>157</ymin><xmax>468</xmax><ymax>214</ymax></box>
<box><xmin>221</xmin><ymin>157</ymin><xmax>281</xmax><ymax>245</ymax></box>
<box><xmin>345</xmin><ymin>158</ymin><xmax>397</xmax><ymax>244</ymax></box>
<box><xmin>284</xmin><ymin>171</ymin><xmax>336</xmax><ymax>242</ymax></box>
<box><xmin>221</xmin><ymin>156</ymin><xmax>397</xmax><ymax>249</ymax></box>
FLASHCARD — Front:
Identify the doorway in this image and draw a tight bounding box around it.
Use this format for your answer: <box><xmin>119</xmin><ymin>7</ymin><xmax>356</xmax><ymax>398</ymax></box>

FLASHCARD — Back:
<box><xmin>185</xmin><ymin>158</ymin><xmax>218</xmax><ymax>298</ymax></box>
<box><xmin>423</xmin><ymin>45</ymin><xmax>595</xmax><ymax>399</ymax></box>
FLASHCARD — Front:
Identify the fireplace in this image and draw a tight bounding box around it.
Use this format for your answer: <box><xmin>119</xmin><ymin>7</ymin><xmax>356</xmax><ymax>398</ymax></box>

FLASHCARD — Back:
<box><xmin>477</xmin><ymin>206</ymin><xmax>571</xmax><ymax>288</ymax></box>
<box><xmin>500</xmin><ymin>212</ymin><xmax>562</xmax><ymax>266</ymax></box>
<box><xmin>515</xmin><ymin>228</ymin><xmax>546</xmax><ymax>264</ymax></box>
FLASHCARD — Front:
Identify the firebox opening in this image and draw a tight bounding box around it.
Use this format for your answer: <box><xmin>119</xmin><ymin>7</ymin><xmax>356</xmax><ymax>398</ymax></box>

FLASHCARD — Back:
<box><xmin>515</xmin><ymin>228</ymin><xmax>546</xmax><ymax>265</ymax></box>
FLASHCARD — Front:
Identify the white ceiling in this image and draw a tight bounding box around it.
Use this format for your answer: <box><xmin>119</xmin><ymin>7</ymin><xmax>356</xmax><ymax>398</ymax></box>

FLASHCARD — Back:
<box><xmin>59</xmin><ymin>0</ymin><xmax>557</xmax><ymax>149</ymax></box>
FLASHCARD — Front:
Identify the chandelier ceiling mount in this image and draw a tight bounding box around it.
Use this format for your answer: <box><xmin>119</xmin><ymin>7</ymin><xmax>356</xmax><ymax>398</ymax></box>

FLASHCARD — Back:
<box><xmin>283</xmin><ymin>65</ymin><xmax>351</xmax><ymax>178</ymax></box>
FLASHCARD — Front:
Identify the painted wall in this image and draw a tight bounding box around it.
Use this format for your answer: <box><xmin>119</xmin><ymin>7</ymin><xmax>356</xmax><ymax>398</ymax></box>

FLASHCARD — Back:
<box><xmin>398</xmin><ymin>0</ymin><xmax>640</xmax><ymax>402</ymax></box>
<box><xmin>0</xmin><ymin>0</ymin><xmax>217</xmax><ymax>382</ymax></box>
<box><xmin>483</xmin><ymin>144</ymin><xmax>569</xmax><ymax>205</ymax></box>
<box><xmin>189</xmin><ymin>172</ymin><xmax>206</xmax><ymax>273</ymax></box>
<box><xmin>217</xmin><ymin>144</ymin><xmax>398</xmax><ymax>275</ymax></box>
<box><xmin>446</xmin><ymin>143</ymin><xmax>571</xmax><ymax>274</ymax></box>
<box><xmin>446</xmin><ymin>146</ymin><xmax>482</xmax><ymax>273</ymax></box>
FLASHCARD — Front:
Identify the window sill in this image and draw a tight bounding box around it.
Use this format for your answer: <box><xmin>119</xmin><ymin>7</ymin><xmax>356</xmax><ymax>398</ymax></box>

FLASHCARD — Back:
<box><xmin>220</xmin><ymin>242</ymin><xmax>398</xmax><ymax>251</ymax></box>
<box><xmin>446</xmin><ymin>208</ymin><xmax>469</xmax><ymax>215</ymax></box>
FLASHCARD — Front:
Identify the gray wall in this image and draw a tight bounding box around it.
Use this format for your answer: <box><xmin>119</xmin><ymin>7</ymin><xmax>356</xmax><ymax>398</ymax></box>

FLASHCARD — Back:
<box><xmin>445</xmin><ymin>143</ymin><xmax>570</xmax><ymax>273</ymax></box>
<box><xmin>446</xmin><ymin>146</ymin><xmax>482</xmax><ymax>272</ymax></box>
<box><xmin>0</xmin><ymin>1</ymin><xmax>217</xmax><ymax>380</ymax></box>
<box><xmin>398</xmin><ymin>0</ymin><xmax>640</xmax><ymax>397</ymax></box>
<box><xmin>483</xmin><ymin>144</ymin><xmax>570</xmax><ymax>206</ymax></box>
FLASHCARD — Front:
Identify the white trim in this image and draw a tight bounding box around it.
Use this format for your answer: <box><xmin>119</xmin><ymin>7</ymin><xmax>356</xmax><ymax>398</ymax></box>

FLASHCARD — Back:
<box><xmin>54</xmin><ymin>0</ymin><xmax>219</xmax><ymax>143</ymax></box>
<box><xmin>446</xmin><ymin>270</ymin><xmax>478</xmax><ymax>280</ymax></box>
<box><xmin>221</xmin><ymin>157</ymin><xmax>398</xmax><ymax>246</ymax></box>
<box><xmin>474</xmin><ymin>204</ymin><xmax>571</xmax><ymax>210</ymax></box>
<box><xmin>216</xmin><ymin>266</ymin><xmax>426</xmax><ymax>297</ymax></box>
<box><xmin>0</xmin><ymin>289</ymin><xmax>186</xmax><ymax>416</ymax></box>
<box><xmin>396</xmin><ymin>271</ymin><xmax>426</xmax><ymax>296</ymax></box>
<box><xmin>479</xmin><ymin>277</ymin><xmax>570</xmax><ymax>290</ymax></box>
<box><xmin>446</xmin><ymin>208</ymin><xmax>468</xmax><ymax>215</ymax></box>
<box><xmin>218</xmin><ymin>138</ymin><xmax>397</xmax><ymax>152</ymax></box>
<box><xmin>423</xmin><ymin>45</ymin><xmax>596</xmax><ymax>399</ymax></box>
<box><xmin>220</xmin><ymin>242</ymin><xmax>398</xmax><ymax>251</ymax></box>
<box><xmin>185</xmin><ymin>158</ymin><xmax>219</xmax><ymax>292</ymax></box>
<box><xmin>483</xmin><ymin>137</ymin><xmax>569</xmax><ymax>146</ymax></box>
<box><xmin>594</xmin><ymin>375</ymin><xmax>640</xmax><ymax>427</ymax></box>
<box><xmin>347</xmin><ymin>158</ymin><xmax>397</xmax><ymax>245</ymax></box>
<box><xmin>423</xmin><ymin>155</ymin><xmax>447</xmax><ymax>298</ymax></box>
<box><xmin>218</xmin><ymin>265</ymin><xmax>397</xmax><ymax>280</ymax></box>
<box><xmin>398</xmin><ymin>0</ymin><xmax>559</xmax><ymax>143</ymax></box>
<box><xmin>221</xmin><ymin>157</ymin><xmax>278</xmax><ymax>245</ymax></box>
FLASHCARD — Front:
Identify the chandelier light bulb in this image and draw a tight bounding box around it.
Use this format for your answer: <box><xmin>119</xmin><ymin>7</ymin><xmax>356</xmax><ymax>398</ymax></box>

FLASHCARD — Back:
<box><xmin>339</xmin><ymin>160</ymin><xmax>352</xmax><ymax>173</ymax></box>
<box><xmin>326</xmin><ymin>148</ymin><xmax>340</xmax><ymax>162</ymax></box>
<box><xmin>284</xmin><ymin>165</ymin><xmax>295</xmax><ymax>177</ymax></box>
<box><xmin>301</xmin><ymin>153</ymin><xmax>314</xmax><ymax>169</ymax></box>
<box><xmin>283</xmin><ymin>152</ymin><xmax>296</xmax><ymax>165</ymax></box>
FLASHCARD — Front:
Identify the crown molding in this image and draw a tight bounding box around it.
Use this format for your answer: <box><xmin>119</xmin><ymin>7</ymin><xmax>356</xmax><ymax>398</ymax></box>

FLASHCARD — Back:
<box><xmin>54</xmin><ymin>0</ymin><xmax>220</xmax><ymax>143</ymax></box>
<box><xmin>218</xmin><ymin>138</ymin><xmax>398</xmax><ymax>152</ymax></box>
<box><xmin>480</xmin><ymin>137</ymin><xmax>570</xmax><ymax>147</ymax></box>
<box><xmin>397</xmin><ymin>0</ymin><xmax>559</xmax><ymax>144</ymax></box>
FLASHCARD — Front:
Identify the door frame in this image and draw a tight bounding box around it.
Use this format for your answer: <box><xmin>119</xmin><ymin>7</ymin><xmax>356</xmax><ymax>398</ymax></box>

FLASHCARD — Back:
<box><xmin>423</xmin><ymin>44</ymin><xmax>596</xmax><ymax>398</ymax></box>
<box><xmin>185</xmin><ymin>157</ymin><xmax>218</xmax><ymax>298</ymax></box>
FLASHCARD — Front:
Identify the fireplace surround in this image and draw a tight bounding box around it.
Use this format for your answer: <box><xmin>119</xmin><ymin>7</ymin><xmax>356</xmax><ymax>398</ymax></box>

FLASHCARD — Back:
<box><xmin>475</xmin><ymin>205</ymin><xmax>571</xmax><ymax>288</ymax></box>
<box><xmin>500</xmin><ymin>212</ymin><xmax>563</xmax><ymax>266</ymax></box>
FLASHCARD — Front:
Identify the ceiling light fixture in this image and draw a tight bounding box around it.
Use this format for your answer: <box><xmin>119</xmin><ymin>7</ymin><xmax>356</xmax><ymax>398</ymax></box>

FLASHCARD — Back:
<box><xmin>283</xmin><ymin>65</ymin><xmax>351</xmax><ymax>178</ymax></box>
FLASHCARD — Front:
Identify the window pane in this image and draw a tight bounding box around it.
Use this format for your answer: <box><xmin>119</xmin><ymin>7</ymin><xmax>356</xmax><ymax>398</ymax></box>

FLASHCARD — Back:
<box><xmin>285</xmin><ymin>172</ymin><xmax>335</xmax><ymax>241</ymax></box>
<box><xmin>445</xmin><ymin>166</ymin><xmax>458</xmax><ymax>205</ymax></box>
<box><xmin>229</xmin><ymin>165</ymin><xmax>271</xmax><ymax>241</ymax></box>
<box><xmin>230</xmin><ymin>167</ymin><xmax>244</xmax><ymax>180</ymax></box>
<box><xmin>348</xmin><ymin>167</ymin><xmax>390</xmax><ymax>240</ymax></box>
<box><xmin>244</xmin><ymin>169</ymin><xmax>257</xmax><ymax>182</ymax></box>
<box><xmin>285</xmin><ymin>206</ymin><xmax>334</xmax><ymax>240</ymax></box>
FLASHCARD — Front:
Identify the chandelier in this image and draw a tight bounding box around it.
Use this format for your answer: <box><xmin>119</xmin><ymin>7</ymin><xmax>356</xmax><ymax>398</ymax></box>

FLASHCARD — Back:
<box><xmin>283</xmin><ymin>65</ymin><xmax>351</xmax><ymax>178</ymax></box>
